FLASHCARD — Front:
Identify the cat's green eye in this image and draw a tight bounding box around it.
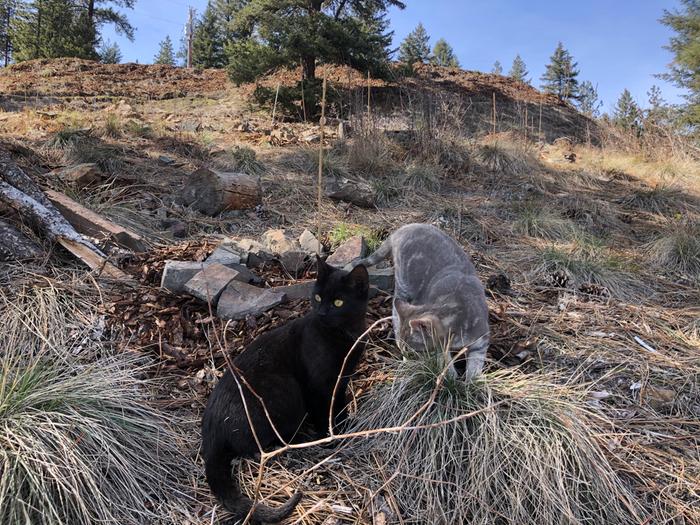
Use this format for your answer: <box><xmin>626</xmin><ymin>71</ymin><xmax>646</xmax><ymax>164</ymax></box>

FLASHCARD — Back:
<box><xmin>333</xmin><ymin>299</ymin><xmax>344</xmax><ymax>307</ymax></box>
<box><xmin>314</xmin><ymin>294</ymin><xmax>322</xmax><ymax>302</ymax></box>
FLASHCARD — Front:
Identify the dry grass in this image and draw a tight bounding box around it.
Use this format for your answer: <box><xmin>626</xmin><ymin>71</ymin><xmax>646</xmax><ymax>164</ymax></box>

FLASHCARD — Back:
<box><xmin>210</xmin><ymin>145</ymin><xmax>265</xmax><ymax>176</ymax></box>
<box><xmin>513</xmin><ymin>201</ymin><xmax>580</xmax><ymax>240</ymax></box>
<box><xmin>534</xmin><ymin>236</ymin><xmax>646</xmax><ymax>299</ymax></box>
<box><xmin>644</xmin><ymin>219</ymin><xmax>700</xmax><ymax>280</ymax></box>
<box><xmin>475</xmin><ymin>140</ymin><xmax>531</xmax><ymax>178</ymax></box>
<box><xmin>348</xmin><ymin>352</ymin><xmax>642</xmax><ymax>525</ymax></box>
<box><xmin>0</xmin><ymin>273</ymin><xmax>193</xmax><ymax>525</ymax></box>
<box><xmin>619</xmin><ymin>184</ymin><xmax>687</xmax><ymax>215</ymax></box>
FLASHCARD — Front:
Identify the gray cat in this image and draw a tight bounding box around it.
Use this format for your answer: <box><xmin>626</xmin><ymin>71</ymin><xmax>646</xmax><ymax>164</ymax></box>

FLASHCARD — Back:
<box><xmin>350</xmin><ymin>223</ymin><xmax>490</xmax><ymax>379</ymax></box>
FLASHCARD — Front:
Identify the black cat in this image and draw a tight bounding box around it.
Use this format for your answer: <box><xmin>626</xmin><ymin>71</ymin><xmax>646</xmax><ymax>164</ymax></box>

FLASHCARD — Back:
<box><xmin>201</xmin><ymin>257</ymin><xmax>370</xmax><ymax>524</ymax></box>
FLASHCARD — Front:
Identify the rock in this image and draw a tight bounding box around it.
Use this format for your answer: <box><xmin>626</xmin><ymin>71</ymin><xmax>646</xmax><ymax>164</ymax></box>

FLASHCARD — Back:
<box><xmin>49</xmin><ymin>163</ymin><xmax>103</xmax><ymax>187</ymax></box>
<box><xmin>325</xmin><ymin>177</ymin><xmax>375</xmax><ymax>209</ymax></box>
<box><xmin>206</xmin><ymin>245</ymin><xmax>242</xmax><ymax>266</ymax></box>
<box><xmin>368</xmin><ymin>267</ymin><xmax>394</xmax><ymax>291</ymax></box>
<box><xmin>225</xmin><ymin>263</ymin><xmax>263</xmax><ymax>285</ymax></box>
<box><xmin>158</xmin><ymin>155</ymin><xmax>176</xmax><ymax>166</ymax></box>
<box><xmin>298</xmin><ymin>229</ymin><xmax>322</xmax><ymax>254</ymax></box>
<box><xmin>217</xmin><ymin>281</ymin><xmax>286</xmax><ymax>320</ymax></box>
<box><xmin>184</xmin><ymin>263</ymin><xmax>240</xmax><ymax>305</ymax></box>
<box><xmin>277</xmin><ymin>281</ymin><xmax>314</xmax><ymax>302</ymax></box>
<box><xmin>178</xmin><ymin>120</ymin><xmax>202</xmax><ymax>133</ymax></box>
<box><xmin>237</xmin><ymin>122</ymin><xmax>250</xmax><ymax>132</ymax></box>
<box><xmin>161</xmin><ymin>261</ymin><xmax>206</xmax><ymax>293</ymax></box>
<box><xmin>326</xmin><ymin>236</ymin><xmax>367</xmax><ymax>267</ymax></box>
<box><xmin>170</xmin><ymin>221</ymin><xmax>188</xmax><ymax>238</ymax></box>
<box><xmin>279</xmin><ymin>250</ymin><xmax>307</xmax><ymax>275</ymax></box>
<box><xmin>301</xmin><ymin>131</ymin><xmax>320</xmax><ymax>143</ymax></box>
<box><xmin>261</xmin><ymin>229</ymin><xmax>298</xmax><ymax>254</ymax></box>
<box><xmin>235</xmin><ymin>238</ymin><xmax>265</xmax><ymax>253</ymax></box>
<box><xmin>487</xmin><ymin>272</ymin><xmax>511</xmax><ymax>294</ymax></box>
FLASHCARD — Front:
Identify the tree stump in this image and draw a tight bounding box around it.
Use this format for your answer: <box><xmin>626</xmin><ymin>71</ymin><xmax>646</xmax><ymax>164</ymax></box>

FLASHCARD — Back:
<box><xmin>181</xmin><ymin>168</ymin><xmax>262</xmax><ymax>216</ymax></box>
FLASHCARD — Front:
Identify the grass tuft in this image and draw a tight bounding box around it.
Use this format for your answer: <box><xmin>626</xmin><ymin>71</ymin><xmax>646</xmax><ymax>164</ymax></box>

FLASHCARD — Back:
<box><xmin>103</xmin><ymin>113</ymin><xmax>122</xmax><ymax>138</ymax></box>
<box><xmin>348</xmin><ymin>352</ymin><xmax>642</xmax><ymax>525</ymax></box>
<box><xmin>327</xmin><ymin>222</ymin><xmax>384</xmax><ymax>252</ymax></box>
<box><xmin>211</xmin><ymin>145</ymin><xmax>265</xmax><ymax>176</ymax></box>
<box><xmin>514</xmin><ymin>201</ymin><xmax>580</xmax><ymax>240</ymax></box>
<box><xmin>402</xmin><ymin>162</ymin><xmax>441</xmax><ymax>192</ymax></box>
<box><xmin>619</xmin><ymin>184</ymin><xmax>685</xmax><ymax>215</ymax></box>
<box><xmin>0</xmin><ymin>281</ymin><xmax>190</xmax><ymax>525</ymax></box>
<box><xmin>644</xmin><ymin>220</ymin><xmax>700</xmax><ymax>280</ymax></box>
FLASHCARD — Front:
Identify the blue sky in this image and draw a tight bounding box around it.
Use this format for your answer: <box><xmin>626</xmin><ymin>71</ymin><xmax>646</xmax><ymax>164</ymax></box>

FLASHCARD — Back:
<box><xmin>102</xmin><ymin>0</ymin><xmax>685</xmax><ymax>112</ymax></box>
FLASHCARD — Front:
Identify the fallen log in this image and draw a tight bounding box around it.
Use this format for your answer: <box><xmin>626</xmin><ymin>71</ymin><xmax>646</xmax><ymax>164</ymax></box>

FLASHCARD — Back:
<box><xmin>181</xmin><ymin>168</ymin><xmax>262</xmax><ymax>216</ymax></box>
<box><xmin>0</xmin><ymin>148</ymin><xmax>128</xmax><ymax>279</ymax></box>
<box><xmin>46</xmin><ymin>190</ymin><xmax>147</xmax><ymax>252</ymax></box>
<box><xmin>0</xmin><ymin>218</ymin><xmax>43</xmax><ymax>261</ymax></box>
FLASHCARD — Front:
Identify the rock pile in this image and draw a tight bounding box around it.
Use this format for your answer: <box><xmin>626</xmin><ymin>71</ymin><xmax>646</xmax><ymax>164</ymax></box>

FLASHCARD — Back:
<box><xmin>160</xmin><ymin>229</ymin><xmax>393</xmax><ymax>321</ymax></box>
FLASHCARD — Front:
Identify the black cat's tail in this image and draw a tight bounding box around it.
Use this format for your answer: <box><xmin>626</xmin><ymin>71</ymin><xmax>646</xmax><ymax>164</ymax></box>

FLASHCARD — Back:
<box><xmin>205</xmin><ymin>444</ymin><xmax>303</xmax><ymax>524</ymax></box>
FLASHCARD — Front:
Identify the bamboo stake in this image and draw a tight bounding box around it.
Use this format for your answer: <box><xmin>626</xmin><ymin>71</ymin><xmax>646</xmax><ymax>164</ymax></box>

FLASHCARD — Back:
<box><xmin>316</xmin><ymin>70</ymin><xmax>327</xmax><ymax>249</ymax></box>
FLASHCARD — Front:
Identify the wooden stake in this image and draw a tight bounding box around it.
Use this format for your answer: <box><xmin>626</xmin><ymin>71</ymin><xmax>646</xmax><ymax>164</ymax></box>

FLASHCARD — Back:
<box><xmin>316</xmin><ymin>71</ymin><xmax>327</xmax><ymax>250</ymax></box>
<box><xmin>538</xmin><ymin>100</ymin><xmax>543</xmax><ymax>138</ymax></box>
<box><xmin>271</xmin><ymin>83</ymin><xmax>280</xmax><ymax>127</ymax></box>
<box><xmin>367</xmin><ymin>70</ymin><xmax>371</xmax><ymax>120</ymax></box>
<box><xmin>492</xmin><ymin>92</ymin><xmax>497</xmax><ymax>136</ymax></box>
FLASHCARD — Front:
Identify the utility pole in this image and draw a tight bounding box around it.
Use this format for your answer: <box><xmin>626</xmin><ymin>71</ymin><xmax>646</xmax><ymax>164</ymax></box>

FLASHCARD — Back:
<box><xmin>186</xmin><ymin>6</ymin><xmax>195</xmax><ymax>68</ymax></box>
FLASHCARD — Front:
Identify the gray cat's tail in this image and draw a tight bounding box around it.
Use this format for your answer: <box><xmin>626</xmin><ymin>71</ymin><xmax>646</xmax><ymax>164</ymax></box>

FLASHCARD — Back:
<box><xmin>345</xmin><ymin>237</ymin><xmax>393</xmax><ymax>270</ymax></box>
<box><xmin>205</xmin><ymin>443</ymin><xmax>302</xmax><ymax>524</ymax></box>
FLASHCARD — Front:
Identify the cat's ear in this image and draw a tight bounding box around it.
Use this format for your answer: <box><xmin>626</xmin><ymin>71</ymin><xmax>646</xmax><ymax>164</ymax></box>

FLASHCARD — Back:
<box><xmin>316</xmin><ymin>255</ymin><xmax>331</xmax><ymax>282</ymax></box>
<box><xmin>408</xmin><ymin>315</ymin><xmax>445</xmax><ymax>336</ymax></box>
<box><xmin>346</xmin><ymin>264</ymin><xmax>369</xmax><ymax>295</ymax></box>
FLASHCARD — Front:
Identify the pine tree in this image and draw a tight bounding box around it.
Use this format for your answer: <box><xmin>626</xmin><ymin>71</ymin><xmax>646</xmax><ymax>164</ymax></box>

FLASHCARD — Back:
<box><xmin>540</xmin><ymin>42</ymin><xmax>580</xmax><ymax>102</ymax></box>
<box><xmin>645</xmin><ymin>85</ymin><xmax>672</xmax><ymax>127</ymax></box>
<box><xmin>509</xmin><ymin>54</ymin><xmax>529</xmax><ymax>83</ymax></box>
<box><xmin>0</xmin><ymin>0</ymin><xmax>15</xmax><ymax>66</ymax></box>
<box><xmin>192</xmin><ymin>1</ymin><xmax>226</xmax><ymax>68</ymax></box>
<box><xmin>12</xmin><ymin>0</ymin><xmax>90</xmax><ymax>61</ymax></box>
<box><xmin>154</xmin><ymin>35</ymin><xmax>175</xmax><ymax>66</ymax></box>
<box><xmin>228</xmin><ymin>0</ymin><xmax>404</xmax><ymax>84</ymax></box>
<box><xmin>491</xmin><ymin>60</ymin><xmax>502</xmax><ymax>75</ymax></box>
<box><xmin>398</xmin><ymin>22</ymin><xmax>430</xmax><ymax>66</ymax></box>
<box><xmin>431</xmin><ymin>38</ymin><xmax>459</xmax><ymax>67</ymax></box>
<box><xmin>612</xmin><ymin>89</ymin><xmax>641</xmax><ymax>130</ymax></box>
<box><xmin>660</xmin><ymin>0</ymin><xmax>700</xmax><ymax>127</ymax></box>
<box><xmin>99</xmin><ymin>39</ymin><xmax>121</xmax><ymax>63</ymax></box>
<box><xmin>10</xmin><ymin>0</ymin><xmax>134</xmax><ymax>62</ymax></box>
<box><xmin>213</xmin><ymin>0</ymin><xmax>246</xmax><ymax>42</ymax></box>
<box><xmin>577</xmin><ymin>80</ymin><xmax>602</xmax><ymax>117</ymax></box>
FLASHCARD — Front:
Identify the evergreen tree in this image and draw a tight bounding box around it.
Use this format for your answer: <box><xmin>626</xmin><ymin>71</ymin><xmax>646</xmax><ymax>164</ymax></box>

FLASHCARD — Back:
<box><xmin>430</xmin><ymin>38</ymin><xmax>459</xmax><ymax>67</ymax></box>
<box><xmin>509</xmin><ymin>54</ymin><xmax>528</xmax><ymax>83</ymax></box>
<box><xmin>577</xmin><ymin>80</ymin><xmax>602</xmax><ymax>117</ymax></box>
<box><xmin>540</xmin><ymin>42</ymin><xmax>580</xmax><ymax>102</ymax></box>
<box><xmin>612</xmin><ymin>89</ymin><xmax>642</xmax><ymax>130</ymax></box>
<box><xmin>398</xmin><ymin>22</ymin><xmax>430</xmax><ymax>66</ymax></box>
<box><xmin>491</xmin><ymin>60</ymin><xmax>502</xmax><ymax>75</ymax></box>
<box><xmin>12</xmin><ymin>0</ymin><xmax>90</xmax><ymax>61</ymax></box>
<box><xmin>214</xmin><ymin>0</ymin><xmax>246</xmax><ymax>42</ymax></box>
<box><xmin>645</xmin><ymin>84</ymin><xmax>672</xmax><ymax>127</ymax></box>
<box><xmin>154</xmin><ymin>35</ymin><xmax>175</xmax><ymax>66</ymax></box>
<box><xmin>99</xmin><ymin>39</ymin><xmax>121</xmax><ymax>63</ymax></box>
<box><xmin>228</xmin><ymin>0</ymin><xmax>404</xmax><ymax>84</ymax></box>
<box><xmin>10</xmin><ymin>0</ymin><xmax>134</xmax><ymax>62</ymax></box>
<box><xmin>660</xmin><ymin>0</ymin><xmax>700</xmax><ymax>126</ymax></box>
<box><xmin>192</xmin><ymin>1</ymin><xmax>226</xmax><ymax>68</ymax></box>
<box><xmin>0</xmin><ymin>0</ymin><xmax>15</xmax><ymax>66</ymax></box>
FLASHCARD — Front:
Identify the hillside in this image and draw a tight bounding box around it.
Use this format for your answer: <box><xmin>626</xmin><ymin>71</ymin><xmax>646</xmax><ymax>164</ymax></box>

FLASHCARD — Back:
<box><xmin>0</xmin><ymin>58</ymin><xmax>698</xmax><ymax>525</ymax></box>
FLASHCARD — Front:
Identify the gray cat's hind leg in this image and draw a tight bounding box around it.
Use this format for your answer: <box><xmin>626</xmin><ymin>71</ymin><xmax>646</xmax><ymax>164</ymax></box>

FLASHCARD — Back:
<box><xmin>464</xmin><ymin>335</ymin><xmax>489</xmax><ymax>380</ymax></box>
